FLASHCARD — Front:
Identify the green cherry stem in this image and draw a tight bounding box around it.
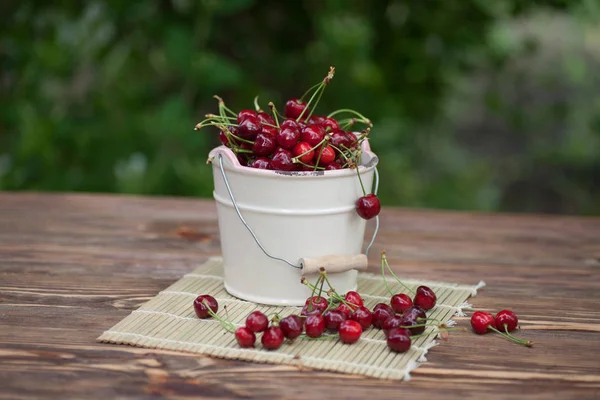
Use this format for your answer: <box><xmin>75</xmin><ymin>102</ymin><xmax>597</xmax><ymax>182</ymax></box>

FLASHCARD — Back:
<box><xmin>354</xmin><ymin>162</ymin><xmax>367</xmax><ymax>196</ymax></box>
<box><xmin>300</xmin><ymin>81</ymin><xmax>323</xmax><ymax>102</ymax></box>
<box><xmin>488</xmin><ymin>325</ymin><xmax>533</xmax><ymax>347</ymax></box>
<box><xmin>381</xmin><ymin>254</ymin><xmax>394</xmax><ymax>296</ymax></box>
<box><xmin>213</xmin><ymin>95</ymin><xmax>237</xmax><ymax>117</ymax></box>
<box><xmin>253</xmin><ymin>96</ymin><xmax>263</xmax><ymax>112</ymax></box>
<box><xmin>268</xmin><ymin>102</ymin><xmax>282</xmax><ymax>128</ymax></box>
<box><xmin>382</xmin><ymin>251</ymin><xmax>415</xmax><ymax>294</ymax></box>
<box><xmin>204</xmin><ymin>305</ymin><xmax>236</xmax><ymax>333</ymax></box>
<box><xmin>297</xmin><ymin>66</ymin><xmax>335</xmax><ymax>122</ymax></box>
<box><xmin>327</xmin><ymin>109</ymin><xmax>372</xmax><ymax>126</ymax></box>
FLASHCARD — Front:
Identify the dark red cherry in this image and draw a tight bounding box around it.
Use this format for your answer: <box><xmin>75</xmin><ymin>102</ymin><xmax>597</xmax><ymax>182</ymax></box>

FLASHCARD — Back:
<box><xmin>193</xmin><ymin>295</ymin><xmax>218</xmax><ymax>319</ymax></box>
<box><xmin>390</xmin><ymin>293</ymin><xmax>413</xmax><ymax>314</ymax></box>
<box><xmin>344</xmin><ymin>291</ymin><xmax>363</xmax><ymax>307</ymax></box>
<box><xmin>325</xmin><ymin>163</ymin><xmax>341</xmax><ymax>170</ymax></box>
<box><xmin>322</xmin><ymin>117</ymin><xmax>340</xmax><ymax>131</ymax></box>
<box><xmin>398</xmin><ymin>314</ymin><xmax>425</xmax><ymax>335</ymax></box>
<box><xmin>387</xmin><ymin>328</ymin><xmax>412</xmax><ymax>353</ymax></box>
<box><xmin>271</xmin><ymin>148</ymin><xmax>295</xmax><ymax>171</ymax></box>
<box><xmin>323</xmin><ymin>309</ymin><xmax>347</xmax><ymax>332</ymax></box>
<box><xmin>276</xmin><ymin>127</ymin><xmax>300</xmax><ymax>150</ymax></box>
<box><xmin>237</xmin><ymin>115</ymin><xmax>261</xmax><ymax>139</ymax></box>
<box><xmin>245</xmin><ymin>311</ymin><xmax>269</xmax><ymax>333</ymax></box>
<box><xmin>471</xmin><ymin>311</ymin><xmax>495</xmax><ymax>334</ymax></box>
<box><xmin>356</xmin><ymin>194</ymin><xmax>381</xmax><ymax>220</ymax></box>
<box><xmin>372</xmin><ymin>303</ymin><xmax>394</xmax><ymax>329</ymax></box>
<box><xmin>339</xmin><ymin>320</ymin><xmax>362</xmax><ymax>344</ymax></box>
<box><xmin>281</xmin><ymin>118</ymin><xmax>300</xmax><ymax>131</ymax></box>
<box><xmin>235</xmin><ymin>326</ymin><xmax>256</xmax><ymax>348</ymax></box>
<box><xmin>308</xmin><ymin>115</ymin><xmax>326</xmax><ymax>125</ymax></box>
<box><xmin>345</xmin><ymin>132</ymin><xmax>359</xmax><ymax>148</ymax></box>
<box><xmin>257</xmin><ymin>111</ymin><xmax>275</xmax><ymax>126</ymax></box>
<box><xmin>261</xmin><ymin>326</ymin><xmax>284</xmax><ymax>350</ymax></box>
<box><xmin>298</xmin><ymin>160</ymin><xmax>317</xmax><ymax>171</ymax></box>
<box><xmin>280</xmin><ymin>315</ymin><xmax>303</xmax><ymax>339</ymax></box>
<box><xmin>253</xmin><ymin>132</ymin><xmax>277</xmax><ymax>156</ymax></box>
<box><xmin>301</xmin><ymin>304</ymin><xmax>323</xmax><ymax>318</ymax></box>
<box><xmin>237</xmin><ymin>109</ymin><xmax>257</xmax><ymax>124</ymax></box>
<box><xmin>402</xmin><ymin>305</ymin><xmax>427</xmax><ymax>322</ymax></box>
<box><xmin>261</xmin><ymin>125</ymin><xmax>279</xmax><ymax>137</ymax></box>
<box><xmin>349</xmin><ymin>306</ymin><xmax>372</xmax><ymax>330</ymax></box>
<box><xmin>414</xmin><ymin>286</ymin><xmax>437</xmax><ymax>311</ymax></box>
<box><xmin>250</xmin><ymin>157</ymin><xmax>272</xmax><ymax>170</ymax></box>
<box><xmin>382</xmin><ymin>315</ymin><xmax>405</xmax><ymax>336</ymax></box>
<box><xmin>335</xmin><ymin>303</ymin><xmax>354</xmax><ymax>318</ymax></box>
<box><xmin>317</xmin><ymin>145</ymin><xmax>336</xmax><ymax>166</ymax></box>
<box><xmin>292</xmin><ymin>141</ymin><xmax>314</xmax><ymax>164</ymax></box>
<box><xmin>285</xmin><ymin>98</ymin><xmax>308</xmax><ymax>119</ymax></box>
<box><xmin>495</xmin><ymin>310</ymin><xmax>519</xmax><ymax>332</ymax></box>
<box><xmin>330</xmin><ymin>130</ymin><xmax>351</xmax><ymax>149</ymax></box>
<box><xmin>301</xmin><ymin>125</ymin><xmax>325</xmax><ymax>147</ymax></box>
<box><xmin>305</xmin><ymin>314</ymin><xmax>325</xmax><ymax>338</ymax></box>
<box><xmin>305</xmin><ymin>296</ymin><xmax>329</xmax><ymax>312</ymax></box>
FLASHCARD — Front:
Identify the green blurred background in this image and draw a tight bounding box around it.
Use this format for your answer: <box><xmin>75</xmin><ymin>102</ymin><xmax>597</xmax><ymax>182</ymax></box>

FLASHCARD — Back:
<box><xmin>2</xmin><ymin>0</ymin><xmax>599</xmax><ymax>215</ymax></box>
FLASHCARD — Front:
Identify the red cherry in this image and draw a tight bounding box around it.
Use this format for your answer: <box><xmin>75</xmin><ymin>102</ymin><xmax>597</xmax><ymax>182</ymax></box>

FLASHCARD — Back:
<box><xmin>284</xmin><ymin>99</ymin><xmax>308</xmax><ymax>119</ymax></box>
<box><xmin>356</xmin><ymin>194</ymin><xmax>381</xmax><ymax>220</ymax></box>
<box><xmin>323</xmin><ymin>309</ymin><xmax>347</xmax><ymax>332</ymax></box>
<box><xmin>335</xmin><ymin>303</ymin><xmax>354</xmax><ymax>318</ymax></box>
<box><xmin>398</xmin><ymin>313</ymin><xmax>425</xmax><ymax>335</ymax></box>
<box><xmin>252</xmin><ymin>132</ymin><xmax>277</xmax><ymax>156</ymax></box>
<box><xmin>237</xmin><ymin>115</ymin><xmax>261</xmax><ymax>139</ymax></box>
<box><xmin>237</xmin><ymin>109</ymin><xmax>257</xmax><ymax>124</ymax></box>
<box><xmin>390</xmin><ymin>293</ymin><xmax>413</xmax><ymax>314</ymax></box>
<box><xmin>382</xmin><ymin>315</ymin><xmax>405</xmax><ymax>336</ymax></box>
<box><xmin>245</xmin><ymin>311</ymin><xmax>269</xmax><ymax>333</ymax></box>
<box><xmin>300</xmin><ymin>125</ymin><xmax>325</xmax><ymax>147</ymax></box>
<box><xmin>193</xmin><ymin>295</ymin><xmax>218</xmax><ymax>319</ymax></box>
<box><xmin>305</xmin><ymin>314</ymin><xmax>325</xmax><ymax>338</ymax></box>
<box><xmin>301</xmin><ymin>305</ymin><xmax>323</xmax><ymax>318</ymax></box>
<box><xmin>322</xmin><ymin>117</ymin><xmax>340</xmax><ymax>131</ymax></box>
<box><xmin>387</xmin><ymin>328</ymin><xmax>412</xmax><ymax>353</ymax></box>
<box><xmin>317</xmin><ymin>146</ymin><xmax>336</xmax><ymax>166</ymax></box>
<box><xmin>402</xmin><ymin>305</ymin><xmax>427</xmax><ymax>322</ymax></box>
<box><xmin>330</xmin><ymin>130</ymin><xmax>351</xmax><ymax>150</ymax></box>
<box><xmin>344</xmin><ymin>291</ymin><xmax>364</xmax><ymax>308</ymax></box>
<box><xmin>325</xmin><ymin>163</ymin><xmax>341</xmax><ymax>170</ymax></box>
<box><xmin>345</xmin><ymin>132</ymin><xmax>359</xmax><ymax>149</ymax></box>
<box><xmin>495</xmin><ymin>310</ymin><xmax>519</xmax><ymax>332</ymax></box>
<box><xmin>413</xmin><ymin>286</ymin><xmax>437</xmax><ymax>311</ymax></box>
<box><xmin>235</xmin><ymin>326</ymin><xmax>256</xmax><ymax>348</ymax></box>
<box><xmin>292</xmin><ymin>141</ymin><xmax>314</xmax><ymax>164</ymax></box>
<box><xmin>271</xmin><ymin>148</ymin><xmax>295</xmax><ymax>171</ymax></box>
<box><xmin>250</xmin><ymin>157</ymin><xmax>272</xmax><ymax>170</ymax></box>
<box><xmin>261</xmin><ymin>125</ymin><xmax>279</xmax><ymax>137</ymax></box>
<box><xmin>257</xmin><ymin>111</ymin><xmax>275</xmax><ymax>126</ymax></box>
<box><xmin>339</xmin><ymin>320</ymin><xmax>362</xmax><ymax>344</ymax></box>
<box><xmin>308</xmin><ymin>115</ymin><xmax>326</xmax><ymax>125</ymax></box>
<box><xmin>276</xmin><ymin>127</ymin><xmax>300</xmax><ymax>149</ymax></box>
<box><xmin>372</xmin><ymin>303</ymin><xmax>394</xmax><ymax>329</ymax></box>
<box><xmin>349</xmin><ymin>306</ymin><xmax>372</xmax><ymax>330</ymax></box>
<box><xmin>280</xmin><ymin>315</ymin><xmax>303</xmax><ymax>339</ymax></box>
<box><xmin>471</xmin><ymin>311</ymin><xmax>495</xmax><ymax>334</ymax></box>
<box><xmin>261</xmin><ymin>326</ymin><xmax>284</xmax><ymax>350</ymax></box>
<box><xmin>305</xmin><ymin>296</ymin><xmax>329</xmax><ymax>312</ymax></box>
<box><xmin>281</xmin><ymin>118</ymin><xmax>300</xmax><ymax>131</ymax></box>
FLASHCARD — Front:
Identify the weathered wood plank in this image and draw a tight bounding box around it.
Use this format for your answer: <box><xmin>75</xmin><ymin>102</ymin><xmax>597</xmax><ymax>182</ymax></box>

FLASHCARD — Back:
<box><xmin>0</xmin><ymin>192</ymin><xmax>599</xmax><ymax>399</ymax></box>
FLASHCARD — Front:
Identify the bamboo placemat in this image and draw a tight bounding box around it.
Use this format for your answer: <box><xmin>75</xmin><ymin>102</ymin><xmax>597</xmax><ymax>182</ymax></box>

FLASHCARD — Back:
<box><xmin>98</xmin><ymin>257</ymin><xmax>485</xmax><ymax>381</ymax></box>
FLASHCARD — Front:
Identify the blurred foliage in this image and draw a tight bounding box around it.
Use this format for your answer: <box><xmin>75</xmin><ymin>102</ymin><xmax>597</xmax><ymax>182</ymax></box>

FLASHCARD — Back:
<box><xmin>1</xmin><ymin>0</ymin><xmax>598</xmax><ymax>214</ymax></box>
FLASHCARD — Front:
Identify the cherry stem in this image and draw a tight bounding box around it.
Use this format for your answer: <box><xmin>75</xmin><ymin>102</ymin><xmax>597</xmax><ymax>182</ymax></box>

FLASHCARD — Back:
<box><xmin>306</xmin><ymin>274</ymin><xmax>323</xmax><ymax>311</ymax></box>
<box><xmin>296</xmin><ymin>84</ymin><xmax>322</xmax><ymax>122</ymax></box>
<box><xmin>381</xmin><ymin>254</ymin><xmax>394</xmax><ymax>296</ymax></box>
<box><xmin>204</xmin><ymin>302</ymin><xmax>236</xmax><ymax>333</ymax></box>
<box><xmin>300</xmin><ymin>81</ymin><xmax>323</xmax><ymax>102</ymax></box>
<box><xmin>213</xmin><ymin>95</ymin><xmax>237</xmax><ymax>117</ymax></box>
<box><xmin>268</xmin><ymin>102</ymin><xmax>281</xmax><ymax>128</ymax></box>
<box><xmin>327</xmin><ymin>109</ymin><xmax>372</xmax><ymax>126</ymax></box>
<box><xmin>488</xmin><ymin>325</ymin><xmax>533</xmax><ymax>347</ymax></box>
<box><xmin>218</xmin><ymin>125</ymin><xmax>255</xmax><ymax>145</ymax></box>
<box><xmin>295</xmin><ymin>159</ymin><xmax>325</xmax><ymax>170</ymax></box>
<box><xmin>354</xmin><ymin>162</ymin><xmax>367</xmax><ymax>196</ymax></box>
<box><xmin>382</xmin><ymin>251</ymin><xmax>416</xmax><ymax>294</ymax></box>
<box><xmin>297</xmin><ymin>67</ymin><xmax>335</xmax><ymax>122</ymax></box>
<box><xmin>253</xmin><ymin>96</ymin><xmax>263</xmax><ymax>112</ymax></box>
<box><xmin>292</xmin><ymin>136</ymin><xmax>328</xmax><ymax>163</ymax></box>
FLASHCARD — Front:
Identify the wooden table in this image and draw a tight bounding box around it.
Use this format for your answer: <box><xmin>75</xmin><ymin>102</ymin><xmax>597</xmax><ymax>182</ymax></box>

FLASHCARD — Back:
<box><xmin>1</xmin><ymin>192</ymin><xmax>599</xmax><ymax>399</ymax></box>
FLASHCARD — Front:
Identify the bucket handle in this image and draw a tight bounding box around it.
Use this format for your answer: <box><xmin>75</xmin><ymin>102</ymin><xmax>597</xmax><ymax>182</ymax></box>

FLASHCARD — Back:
<box><xmin>216</xmin><ymin>153</ymin><xmax>380</xmax><ymax>274</ymax></box>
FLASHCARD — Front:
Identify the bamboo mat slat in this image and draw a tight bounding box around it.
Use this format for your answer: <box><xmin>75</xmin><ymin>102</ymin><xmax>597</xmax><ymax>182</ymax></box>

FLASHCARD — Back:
<box><xmin>98</xmin><ymin>257</ymin><xmax>485</xmax><ymax>381</ymax></box>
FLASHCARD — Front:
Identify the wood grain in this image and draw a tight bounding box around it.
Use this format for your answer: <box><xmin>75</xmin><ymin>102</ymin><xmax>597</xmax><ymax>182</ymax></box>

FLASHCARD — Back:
<box><xmin>1</xmin><ymin>192</ymin><xmax>599</xmax><ymax>399</ymax></box>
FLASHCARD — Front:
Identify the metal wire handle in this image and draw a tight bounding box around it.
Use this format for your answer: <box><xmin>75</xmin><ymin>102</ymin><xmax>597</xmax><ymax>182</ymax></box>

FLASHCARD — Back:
<box><xmin>217</xmin><ymin>153</ymin><xmax>380</xmax><ymax>269</ymax></box>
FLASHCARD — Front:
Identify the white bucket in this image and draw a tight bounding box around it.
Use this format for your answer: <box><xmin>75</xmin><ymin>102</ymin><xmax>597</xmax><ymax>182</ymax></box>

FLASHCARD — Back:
<box><xmin>208</xmin><ymin>139</ymin><xmax>378</xmax><ymax>306</ymax></box>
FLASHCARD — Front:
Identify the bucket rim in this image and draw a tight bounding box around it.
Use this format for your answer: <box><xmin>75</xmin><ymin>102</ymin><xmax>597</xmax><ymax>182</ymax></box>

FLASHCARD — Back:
<box><xmin>208</xmin><ymin>138</ymin><xmax>378</xmax><ymax>178</ymax></box>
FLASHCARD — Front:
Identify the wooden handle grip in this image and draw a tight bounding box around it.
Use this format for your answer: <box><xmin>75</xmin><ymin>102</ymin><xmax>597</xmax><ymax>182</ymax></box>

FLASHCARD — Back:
<box><xmin>299</xmin><ymin>254</ymin><xmax>368</xmax><ymax>275</ymax></box>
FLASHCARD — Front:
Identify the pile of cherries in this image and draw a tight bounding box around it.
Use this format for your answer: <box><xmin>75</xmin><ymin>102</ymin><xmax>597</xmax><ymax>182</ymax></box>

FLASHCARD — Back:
<box><xmin>195</xmin><ymin>67</ymin><xmax>381</xmax><ymax>220</ymax></box>
<box><xmin>193</xmin><ymin>254</ymin><xmax>444</xmax><ymax>353</ymax></box>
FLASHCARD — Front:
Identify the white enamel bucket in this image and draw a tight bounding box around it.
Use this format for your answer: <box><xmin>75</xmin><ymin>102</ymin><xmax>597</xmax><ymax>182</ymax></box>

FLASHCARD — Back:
<box><xmin>208</xmin><ymin>139</ymin><xmax>379</xmax><ymax>306</ymax></box>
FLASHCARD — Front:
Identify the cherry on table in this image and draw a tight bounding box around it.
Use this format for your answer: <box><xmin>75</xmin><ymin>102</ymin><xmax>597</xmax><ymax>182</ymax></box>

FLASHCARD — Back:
<box><xmin>387</xmin><ymin>328</ymin><xmax>412</xmax><ymax>353</ymax></box>
<box><xmin>305</xmin><ymin>314</ymin><xmax>325</xmax><ymax>338</ymax></box>
<box><xmin>305</xmin><ymin>296</ymin><xmax>328</xmax><ymax>312</ymax></box>
<box><xmin>235</xmin><ymin>326</ymin><xmax>256</xmax><ymax>348</ymax></box>
<box><xmin>261</xmin><ymin>326</ymin><xmax>284</xmax><ymax>350</ymax></box>
<box><xmin>372</xmin><ymin>303</ymin><xmax>394</xmax><ymax>329</ymax></box>
<box><xmin>339</xmin><ymin>320</ymin><xmax>362</xmax><ymax>344</ymax></box>
<box><xmin>323</xmin><ymin>309</ymin><xmax>347</xmax><ymax>332</ymax></box>
<box><xmin>382</xmin><ymin>315</ymin><xmax>405</xmax><ymax>336</ymax></box>
<box><xmin>280</xmin><ymin>315</ymin><xmax>303</xmax><ymax>339</ymax></box>
<box><xmin>356</xmin><ymin>194</ymin><xmax>381</xmax><ymax>220</ymax></box>
<box><xmin>245</xmin><ymin>310</ymin><xmax>269</xmax><ymax>333</ymax></box>
<box><xmin>495</xmin><ymin>309</ymin><xmax>519</xmax><ymax>332</ymax></box>
<box><xmin>193</xmin><ymin>294</ymin><xmax>218</xmax><ymax>319</ymax></box>
<box><xmin>349</xmin><ymin>306</ymin><xmax>373</xmax><ymax>330</ymax></box>
<box><xmin>344</xmin><ymin>291</ymin><xmax>364</xmax><ymax>308</ymax></box>
<box><xmin>413</xmin><ymin>285</ymin><xmax>437</xmax><ymax>311</ymax></box>
<box><xmin>398</xmin><ymin>313</ymin><xmax>425</xmax><ymax>335</ymax></box>
<box><xmin>335</xmin><ymin>303</ymin><xmax>354</xmax><ymax>318</ymax></box>
<box><xmin>471</xmin><ymin>311</ymin><xmax>495</xmax><ymax>334</ymax></box>
<box><xmin>390</xmin><ymin>293</ymin><xmax>413</xmax><ymax>314</ymax></box>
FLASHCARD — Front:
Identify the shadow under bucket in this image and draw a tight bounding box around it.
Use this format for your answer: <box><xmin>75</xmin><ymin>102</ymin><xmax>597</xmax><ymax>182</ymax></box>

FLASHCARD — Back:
<box><xmin>208</xmin><ymin>139</ymin><xmax>379</xmax><ymax>306</ymax></box>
